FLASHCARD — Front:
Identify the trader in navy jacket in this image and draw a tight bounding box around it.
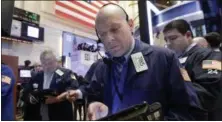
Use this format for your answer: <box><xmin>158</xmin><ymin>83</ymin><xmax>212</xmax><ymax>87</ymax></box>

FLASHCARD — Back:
<box><xmin>163</xmin><ymin>19</ymin><xmax>221</xmax><ymax>120</ymax></box>
<box><xmin>64</xmin><ymin>3</ymin><xmax>202</xmax><ymax>120</ymax></box>
<box><xmin>22</xmin><ymin>50</ymin><xmax>79</xmax><ymax>120</ymax></box>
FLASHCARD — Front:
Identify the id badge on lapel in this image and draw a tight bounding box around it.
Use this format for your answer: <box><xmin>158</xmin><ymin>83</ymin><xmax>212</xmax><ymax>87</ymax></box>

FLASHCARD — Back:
<box><xmin>55</xmin><ymin>69</ymin><xmax>64</xmax><ymax>76</ymax></box>
<box><xmin>131</xmin><ymin>52</ymin><xmax>148</xmax><ymax>73</ymax></box>
<box><xmin>55</xmin><ymin>69</ymin><xmax>64</xmax><ymax>84</ymax></box>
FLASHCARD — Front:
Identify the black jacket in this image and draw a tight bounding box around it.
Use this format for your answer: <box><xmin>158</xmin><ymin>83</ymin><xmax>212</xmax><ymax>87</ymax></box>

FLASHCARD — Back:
<box><xmin>22</xmin><ymin>67</ymin><xmax>79</xmax><ymax>120</ymax></box>
<box><xmin>179</xmin><ymin>45</ymin><xmax>221</xmax><ymax>113</ymax></box>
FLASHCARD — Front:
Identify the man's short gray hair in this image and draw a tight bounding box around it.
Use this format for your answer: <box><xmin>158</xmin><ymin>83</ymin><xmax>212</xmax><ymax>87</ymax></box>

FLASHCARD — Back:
<box><xmin>40</xmin><ymin>50</ymin><xmax>57</xmax><ymax>61</ymax></box>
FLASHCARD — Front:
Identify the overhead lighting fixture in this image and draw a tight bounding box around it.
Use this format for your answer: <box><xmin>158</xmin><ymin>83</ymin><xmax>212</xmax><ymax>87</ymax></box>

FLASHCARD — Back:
<box><xmin>176</xmin><ymin>1</ymin><xmax>182</xmax><ymax>4</ymax></box>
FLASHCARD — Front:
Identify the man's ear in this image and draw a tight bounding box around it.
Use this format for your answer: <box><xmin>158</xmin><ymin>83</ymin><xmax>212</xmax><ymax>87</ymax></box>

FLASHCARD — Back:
<box><xmin>185</xmin><ymin>31</ymin><xmax>192</xmax><ymax>38</ymax></box>
<box><xmin>185</xmin><ymin>31</ymin><xmax>193</xmax><ymax>43</ymax></box>
<box><xmin>128</xmin><ymin>19</ymin><xmax>134</xmax><ymax>32</ymax></box>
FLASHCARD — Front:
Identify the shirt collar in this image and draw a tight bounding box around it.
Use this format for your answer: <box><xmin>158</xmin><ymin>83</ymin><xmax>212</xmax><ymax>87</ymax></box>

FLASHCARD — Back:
<box><xmin>185</xmin><ymin>42</ymin><xmax>197</xmax><ymax>53</ymax></box>
<box><xmin>177</xmin><ymin>43</ymin><xmax>197</xmax><ymax>58</ymax></box>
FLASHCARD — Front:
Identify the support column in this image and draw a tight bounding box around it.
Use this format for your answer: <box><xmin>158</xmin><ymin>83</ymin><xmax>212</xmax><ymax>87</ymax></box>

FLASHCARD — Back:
<box><xmin>138</xmin><ymin>0</ymin><xmax>150</xmax><ymax>44</ymax></box>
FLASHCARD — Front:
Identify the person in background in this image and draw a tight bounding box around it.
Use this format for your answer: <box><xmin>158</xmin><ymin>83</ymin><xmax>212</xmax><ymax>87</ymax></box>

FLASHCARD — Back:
<box><xmin>204</xmin><ymin>32</ymin><xmax>222</xmax><ymax>120</ymax></box>
<box><xmin>22</xmin><ymin>50</ymin><xmax>79</xmax><ymax>120</ymax></box>
<box><xmin>31</xmin><ymin>63</ymin><xmax>43</xmax><ymax>77</ymax></box>
<box><xmin>163</xmin><ymin>19</ymin><xmax>222</xmax><ymax>120</ymax></box>
<box><xmin>1</xmin><ymin>64</ymin><xmax>16</xmax><ymax>121</ymax></box>
<box><xmin>64</xmin><ymin>4</ymin><xmax>201</xmax><ymax>120</ymax></box>
<box><xmin>204</xmin><ymin>32</ymin><xmax>222</xmax><ymax>52</ymax></box>
<box><xmin>20</xmin><ymin>60</ymin><xmax>32</xmax><ymax>85</ymax></box>
<box><xmin>193</xmin><ymin>37</ymin><xmax>209</xmax><ymax>48</ymax></box>
<box><xmin>24</xmin><ymin>60</ymin><xmax>31</xmax><ymax>69</ymax></box>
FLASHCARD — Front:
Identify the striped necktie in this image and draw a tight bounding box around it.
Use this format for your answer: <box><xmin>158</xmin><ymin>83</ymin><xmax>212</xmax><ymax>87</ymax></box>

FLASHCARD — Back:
<box><xmin>113</xmin><ymin>57</ymin><xmax>126</xmax><ymax>81</ymax></box>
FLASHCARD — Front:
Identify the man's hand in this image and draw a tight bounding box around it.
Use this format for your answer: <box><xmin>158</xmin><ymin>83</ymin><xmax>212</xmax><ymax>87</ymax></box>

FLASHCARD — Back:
<box><xmin>87</xmin><ymin>102</ymin><xmax>108</xmax><ymax>120</ymax></box>
<box><xmin>45</xmin><ymin>96</ymin><xmax>59</xmax><ymax>104</ymax></box>
<box><xmin>45</xmin><ymin>92</ymin><xmax>68</xmax><ymax>104</ymax></box>
<box><xmin>66</xmin><ymin>90</ymin><xmax>82</xmax><ymax>102</ymax></box>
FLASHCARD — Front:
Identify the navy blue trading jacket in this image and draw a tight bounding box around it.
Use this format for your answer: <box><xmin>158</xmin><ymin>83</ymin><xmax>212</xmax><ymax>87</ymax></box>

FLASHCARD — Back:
<box><xmin>179</xmin><ymin>45</ymin><xmax>222</xmax><ymax>120</ymax></box>
<box><xmin>80</xmin><ymin>40</ymin><xmax>203</xmax><ymax>120</ymax></box>
<box><xmin>1</xmin><ymin>64</ymin><xmax>16</xmax><ymax>121</ymax></box>
<box><xmin>22</xmin><ymin>67</ymin><xmax>79</xmax><ymax>120</ymax></box>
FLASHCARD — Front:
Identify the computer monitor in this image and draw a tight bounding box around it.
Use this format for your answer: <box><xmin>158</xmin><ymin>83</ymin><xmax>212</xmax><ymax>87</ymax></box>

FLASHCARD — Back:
<box><xmin>20</xmin><ymin>70</ymin><xmax>31</xmax><ymax>78</ymax></box>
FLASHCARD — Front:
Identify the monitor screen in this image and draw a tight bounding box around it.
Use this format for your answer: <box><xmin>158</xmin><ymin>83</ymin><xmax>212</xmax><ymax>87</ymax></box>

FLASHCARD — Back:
<box><xmin>19</xmin><ymin>21</ymin><xmax>44</xmax><ymax>42</ymax></box>
<box><xmin>20</xmin><ymin>70</ymin><xmax>31</xmax><ymax>78</ymax></box>
<box><xmin>27</xmin><ymin>26</ymin><xmax>39</xmax><ymax>38</ymax></box>
<box><xmin>10</xmin><ymin>19</ymin><xmax>22</xmax><ymax>37</ymax></box>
